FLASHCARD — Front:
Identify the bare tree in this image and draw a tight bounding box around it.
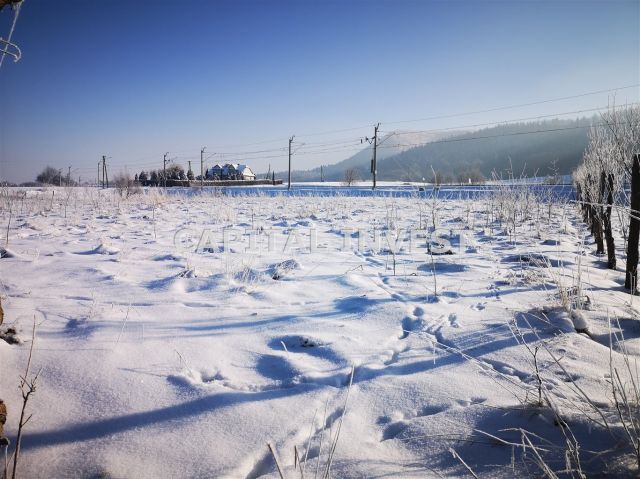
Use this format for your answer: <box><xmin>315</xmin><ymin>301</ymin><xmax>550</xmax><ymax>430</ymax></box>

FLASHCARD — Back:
<box><xmin>601</xmin><ymin>106</ymin><xmax>640</xmax><ymax>288</ymax></box>
<box><xmin>575</xmin><ymin>106</ymin><xmax>640</xmax><ymax>285</ymax></box>
<box><xmin>343</xmin><ymin>169</ymin><xmax>359</xmax><ymax>187</ymax></box>
<box><xmin>113</xmin><ymin>172</ymin><xmax>141</xmax><ymax>198</ymax></box>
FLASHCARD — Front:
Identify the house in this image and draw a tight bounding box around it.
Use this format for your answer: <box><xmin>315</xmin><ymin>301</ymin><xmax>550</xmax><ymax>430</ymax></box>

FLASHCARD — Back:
<box><xmin>222</xmin><ymin>163</ymin><xmax>238</xmax><ymax>179</ymax></box>
<box><xmin>237</xmin><ymin>164</ymin><xmax>256</xmax><ymax>180</ymax></box>
<box><xmin>206</xmin><ymin>163</ymin><xmax>256</xmax><ymax>181</ymax></box>
<box><xmin>209</xmin><ymin>164</ymin><xmax>224</xmax><ymax>180</ymax></box>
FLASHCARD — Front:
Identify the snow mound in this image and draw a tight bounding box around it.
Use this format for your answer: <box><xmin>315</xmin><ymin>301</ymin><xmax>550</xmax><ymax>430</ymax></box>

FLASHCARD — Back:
<box><xmin>268</xmin><ymin>259</ymin><xmax>301</xmax><ymax>280</ymax></box>
<box><xmin>168</xmin><ymin>368</ymin><xmax>226</xmax><ymax>389</ymax></box>
<box><xmin>79</xmin><ymin>243</ymin><xmax>120</xmax><ymax>255</ymax></box>
<box><xmin>571</xmin><ymin>310</ymin><xmax>589</xmax><ymax>333</ymax></box>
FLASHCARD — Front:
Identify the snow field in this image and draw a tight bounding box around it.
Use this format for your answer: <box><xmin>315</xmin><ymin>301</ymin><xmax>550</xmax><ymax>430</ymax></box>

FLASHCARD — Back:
<box><xmin>0</xmin><ymin>186</ymin><xmax>638</xmax><ymax>478</ymax></box>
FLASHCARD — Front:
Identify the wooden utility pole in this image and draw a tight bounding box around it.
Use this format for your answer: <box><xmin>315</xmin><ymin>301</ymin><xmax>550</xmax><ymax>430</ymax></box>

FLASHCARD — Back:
<box><xmin>102</xmin><ymin>155</ymin><xmax>108</xmax><ymax>188</ymax></box>
<box><xmin>288</xmin><ymin>135</ymin><xmax>295</xmax><ymax>190</ymax></box>
<box><xmin>200</xmin><ymin>147</ymin><xmax>206</xmax><ymax>188</ymax></box>
<box><xmin>163</xmin><ymin>152</ymin><xmax>169</xmax><ymax>189</ymax></box>
<box><xmin>371</xmin><ymin>123</ymin><xmax>380</xmax><ymax>190</ymax></box>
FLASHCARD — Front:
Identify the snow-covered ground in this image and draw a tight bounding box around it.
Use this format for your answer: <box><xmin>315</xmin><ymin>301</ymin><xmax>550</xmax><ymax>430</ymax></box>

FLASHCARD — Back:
<box><xmin>0</xmin><ymin>187</ymin><xmax>638</xmax><ymax>478</ymax></box>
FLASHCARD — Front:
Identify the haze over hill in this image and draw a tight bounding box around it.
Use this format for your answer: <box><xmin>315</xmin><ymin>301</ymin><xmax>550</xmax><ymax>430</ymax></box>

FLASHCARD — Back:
<box><xmin>269</xmin><ymin>131</ymin><xmax>451</xmax><ymax>182</ymax></box>
<box><xmin>277</xmin><ymin>117</ymin><xmax>593</xmax><ymax>183</ymax></box>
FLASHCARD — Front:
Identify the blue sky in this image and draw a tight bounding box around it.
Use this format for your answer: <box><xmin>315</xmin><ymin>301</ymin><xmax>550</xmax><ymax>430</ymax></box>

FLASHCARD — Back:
<box><xmin>0</xmin><ymin>0</ymin><xmax>638</xmax><ymax>183</ymax></box>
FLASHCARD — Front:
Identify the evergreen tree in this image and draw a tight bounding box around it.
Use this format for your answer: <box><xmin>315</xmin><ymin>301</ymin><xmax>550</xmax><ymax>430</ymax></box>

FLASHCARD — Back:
<box><xmin>36</xmin><ymin>166</ymin><xmax>62</xmax><ymax>185</ymax></box>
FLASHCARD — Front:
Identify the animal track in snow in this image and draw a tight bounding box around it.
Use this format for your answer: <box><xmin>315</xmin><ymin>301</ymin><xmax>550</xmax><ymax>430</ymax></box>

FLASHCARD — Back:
<box><xmin>380</xmin><ymin>404</ymin><xmax>448</xmax><ymax>440</ymax></box>
<box><xmin>384</xmin><ymin>344</ymin><xmax>411</xmax><ymax>365</ymax></box>
<box><xmin>400</xmin><ymin>316</ymin><xmax>424</xmax><ymax>339</ymax></box>
<box><xmin>471</xmin><ymin>301</ymin><xmax>486</xmax><ymax>311</ymax></box>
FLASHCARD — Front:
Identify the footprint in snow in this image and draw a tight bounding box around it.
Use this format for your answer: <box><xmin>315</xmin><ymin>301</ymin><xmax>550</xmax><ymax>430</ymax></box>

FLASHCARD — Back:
<box><xmin>383</xmin><ymin>344</ymin><xmax>410</xmax><ymax>365</ymax></box>
<box><xmin>400</xmin><ymin>316</ymin><xmax>424</xmax><ymax>339</ymax></box>
<box><xmin>379</xmin><ymin>405</ymin><xmax>447</xmax><ymax>441</ymax></box>
<box><xmin>455</xmin><ymin>397</ymin><xmax>487</xmax><ymax>407</ymax></box>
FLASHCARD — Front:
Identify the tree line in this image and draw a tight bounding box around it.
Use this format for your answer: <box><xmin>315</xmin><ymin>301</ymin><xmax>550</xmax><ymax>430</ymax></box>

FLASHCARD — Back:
<box><xmin>135</xmin><ymin>164</ymin><xmax>194</xmax><ymax>186</ymax></box>
<box><xmin>573</xmin><ymin>106</ymin><xmax>640</xmax><ymax>290</ymax></box>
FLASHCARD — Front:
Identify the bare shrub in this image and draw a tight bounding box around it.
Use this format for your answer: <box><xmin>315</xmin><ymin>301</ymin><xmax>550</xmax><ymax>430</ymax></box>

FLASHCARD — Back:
<box><xmin>113</xmin><ymin>172</ymin><xmax>141</xmax><ymax>198</ymax></box>
<box><xmin>342</xmin><ymin>169</ymin><xmax>359</xmax><ymax>187</ymax></box>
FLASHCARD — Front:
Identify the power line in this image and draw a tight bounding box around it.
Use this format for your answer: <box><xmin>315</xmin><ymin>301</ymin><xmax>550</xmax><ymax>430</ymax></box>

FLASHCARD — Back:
<box><xmin>228</xmin><ymin>103</ymin><xmax>626</xmax><ymax>159</ymax></box>
<box><xmin>376</xmin><ymin>121</ymin><xmax>629</xmax><ymax>151</ymax></box>
<box><xmin>191</xmin><ymin>83</ymin><xmax>640</xmax><ymax>151</ymax></box>
<box><xmin>377</xmin><ymin>102</ymin><xmax>639</xmax><ymax>141</ymax></box>
<box><xmin>382</xmin><ymin>83</ymin><xmax>640</xmax><ymax>126</ymax></box>
<box><xmin>12</xmin><ymin>86</ymin><xmax>639</xmax><ymax>178</ymax></box>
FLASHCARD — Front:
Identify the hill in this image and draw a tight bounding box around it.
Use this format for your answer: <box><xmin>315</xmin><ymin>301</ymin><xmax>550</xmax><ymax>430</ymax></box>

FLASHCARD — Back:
<box><xmin>271</xmin><ymin>131</ymin><xmax>451</xmax><ymax>182</ymax></box>
<box><xmin>277</xmin><ymin>117</ymin><xmax>592</xmax><ymax>183</ymax></box>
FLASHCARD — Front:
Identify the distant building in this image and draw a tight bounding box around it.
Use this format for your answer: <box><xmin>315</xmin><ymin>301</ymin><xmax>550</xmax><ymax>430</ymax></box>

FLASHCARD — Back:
<box><xmin>209</xmin><ymin>164</ymin><xmax>224</xmax><ymax>180</ymax></box>
<box><xmin>236</xmin><ymin>164</ymin><xmax>256</xmax><ymax>180</ymax></box>
<box><xmin>207</xmin><ymin>163</ymin><xmax>256</xmax><ymax>181</ymax></box>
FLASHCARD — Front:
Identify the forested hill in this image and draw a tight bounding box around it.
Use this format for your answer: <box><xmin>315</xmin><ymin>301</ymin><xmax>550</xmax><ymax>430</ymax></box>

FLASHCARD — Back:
<box><xmin>285</xmin><ymin>117</ymin><xmax>593</xmax><ymax>182</ymax></box>
<box><xmin>375</xmin><ymin>117</ymin><xmax>592</xmax><ymax>181</ymax></box>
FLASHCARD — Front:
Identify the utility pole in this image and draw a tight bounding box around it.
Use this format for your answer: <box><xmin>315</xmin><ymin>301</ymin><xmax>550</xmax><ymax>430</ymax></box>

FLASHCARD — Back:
<box><xmin>371</xmin><ymin>123</ymin><xmax>380</xmax><ymax>190</ymax></box>
<box><xmin>200</xmin><ymin>147</ymin><xmax>206</xmax><ymax>189</ymax></box>
<box><xmin>163</xmin><ymin>152</ymin><xmax>169</xmax><ymax>189</ymax></box>
<box><xmin>102</xmin><ymin>155</ymin><xmax>108</xmax><ymax>188</ymax></box>
<box><xmin>98</xmin><ymin>160</ymin><xmax>101</xmax><ymax>188</ymax></box>
<box><xmin>288</xmin><ymin>135</ymin><xmax>295</xmax><ymax>190</ymax></box>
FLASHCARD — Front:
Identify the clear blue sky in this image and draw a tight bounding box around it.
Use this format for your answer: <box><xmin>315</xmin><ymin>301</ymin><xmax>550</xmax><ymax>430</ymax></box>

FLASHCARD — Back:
<box><xmin>0</xmin><ymin>0</ymin><xmax>638</xmax><ymax>183</ymax></box>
